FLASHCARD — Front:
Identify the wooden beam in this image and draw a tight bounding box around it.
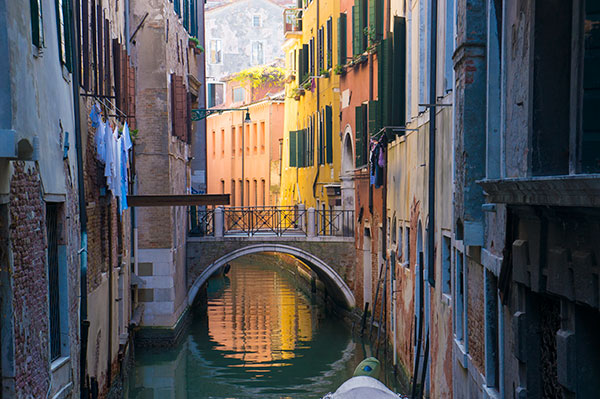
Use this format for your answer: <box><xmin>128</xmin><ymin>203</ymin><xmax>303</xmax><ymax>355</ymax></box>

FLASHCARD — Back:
<box><xmin>126</xmin><ymin>194</ymin><xmax>230</xmax><ymax>207</ymax></box>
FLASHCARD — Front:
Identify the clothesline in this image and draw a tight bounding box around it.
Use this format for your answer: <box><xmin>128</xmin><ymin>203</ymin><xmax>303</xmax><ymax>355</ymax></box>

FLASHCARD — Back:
<box><xmin>90</xmin><ymin>103</ymin><xmax>134</xmax><ymax>214</ymax></box>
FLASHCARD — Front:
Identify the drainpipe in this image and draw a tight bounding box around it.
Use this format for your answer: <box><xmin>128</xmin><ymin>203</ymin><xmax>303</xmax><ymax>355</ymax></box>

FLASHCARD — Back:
<box><xmin>68</xmin><ymin>1</ymin><xmax>89</xmax><ymax>397</ymax></box>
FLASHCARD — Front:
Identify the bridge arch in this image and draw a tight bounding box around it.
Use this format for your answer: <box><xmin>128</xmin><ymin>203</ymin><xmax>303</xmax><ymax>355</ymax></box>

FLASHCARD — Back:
<box><xmin>187</xmin><ymin>243</ymin><xmax>356</xmax><ymax>309</ymax></box>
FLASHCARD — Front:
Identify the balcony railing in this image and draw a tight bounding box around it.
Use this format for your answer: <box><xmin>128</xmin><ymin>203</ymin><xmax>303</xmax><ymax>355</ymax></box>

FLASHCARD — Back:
<box><xmin>284</xmin><ymin>9</ymin><xmax>302</xmax><ymax>35</ymax></box>
<box><xmin>189</xmin><ymin>205</ymin><xmax>354</xmax><ymax>238</ymax></box>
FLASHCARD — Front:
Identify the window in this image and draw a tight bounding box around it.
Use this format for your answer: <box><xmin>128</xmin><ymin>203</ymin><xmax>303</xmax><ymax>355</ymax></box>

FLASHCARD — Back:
<box><xmin>252</xmin><ymin>123</ymin><xmax>258</xmax><ymax>153</ymax></box>
<box><xmin>220</xmin><ymin>179</ymin><xmax>225</xmax><ymax>194</ymax></box>
<box><xmin>211</xmin><ymin>130</ymin><xmax>216</xmax><ymax>158</ymax></box>
<box><xmin>46</xmin><ymin>203</ymin><xmax>67</xmax><ymax>361</ymax></box>
<box><xmin>252</xmin><ymin>41</ymin><xmax>264</xmax><ymax>65</ymax></box>
<box><xmin>397</xmin><ymin>222</ymin><xmax>403</xmax><ymax>260</ymax></box>
<box><xmin>455</xmin><ymin>249</ymin><xmax>465</xmax><ymax>341</ymax></box>
<box><xmin>238</xmin><ymin>126</ymin><xmax>243</xmax><ymax>154</ymax></box>
<box><xmin>442</xmin><ymin>235</ymin><xmax>451</xmax><ymax>296</ymax></box>
<box><xmin>261</xmin><ymin>179</ymin><xmax>266</xmax><ymax>206</ymax></box>
<box><xmin>209</xmin><ymin>39</ymin><xmax>222</xmax><ymax>64</ymax></box>
<box><xmin>337</xmin><ymin>13</ymin><xmax>347</xmax><ymax>67</ymax></box>
<box><xmin>245</xmin><ymin>124</ymin><xmax>250</xmax><ymax>154</ymax></box>
<box><xmin>531</xmin><ymin>0</ymin><xmax>600</xmax><ymax>175</ymax></box>
<box><xmin>325</xmin><ymin>105</ymin><xmax>333</xmax><ymax>163</ymax></box>
<box><xmin>326</xmin><ymin>17</ymin><xmax>333</xmax><ymax>69</ymax></box>
<box><xmin>231</xmin><ymin>179</ymin><xmax>236</xmax><ymax>206</ymax></box>
<box><xmin>252</xmin><ymin>15</ymin><xmax>261</xmax><ymax>27</ymax></box>
<box><xmin>30</xmin><ymin>0</ymin><xmax>45</xmax><ymax>48</ymax></box>
<box><xmin>238</xmin><ymin>179</ymin><xmax>243</xmax><ymax>206</ymax></box>
<box><xmin>245</xmin><ymin>179</ymin><xmax>250</xmax><ymax>205</ymax></box>
<box><xmin>231</xmin><ymin>127</ymin><xmax>236</xmax><ymax>156</ymax></box>
<box><xmin>404</xmin><ymin>226</ymin><xmax>410</xmax><ymax>266</ymax></box>
<box><xmin>55</xmin><ymin>0</ymin><xmax>73</xmax><ymax>71</ymax></box>
<box><xmin>207</xmin><ymin>82</ymin><xmax>224</xmax><ymax>107</ymax></box>
<box><xmin>233</xmin><ymin>87</ymin><xmax>245</xmax><ymax>103</ymax></box>
<box><xmin>289</xmin><ymin>131</ymin><xmax>297</xmax><ymax>167</ymax></box>
<box><xmin>484</xmin><ymin>270</ymin><xmax>500</xmax><ymax>389</ymax></box>
<box><xmin>391</xmin><ymin>218</ymin><xmax>397</xmax><ymax>244</ymax></box>
<box><xmin>220</xmin><ymin>129</ymin><xmax>225</xmax><ymax>158</ymax></box>
<box><xmin>260</xmin><ymin>121</ymin><xmax>265</xmax><ymax>153</ymax></box>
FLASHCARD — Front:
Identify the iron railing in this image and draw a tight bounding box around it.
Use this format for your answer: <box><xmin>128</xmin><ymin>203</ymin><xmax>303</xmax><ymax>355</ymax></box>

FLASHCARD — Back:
<box><xmin>283</xmin><ymin>8</ymin><xmax>302</xmax><ymax>35</ymax></box>
<box><xmin>189</xmin><ymin>205</ymin><xmax>214</xmax><ymax>236</ymax></box>
<box><xmin>316</xmin><ymin>209</ymin><xmax>355</xmax><ymax>237</ymax></box>
<box><xmin>188</xmin><ymin>206</ymin><xmax>354</xmax><ymax>238</ymax></box>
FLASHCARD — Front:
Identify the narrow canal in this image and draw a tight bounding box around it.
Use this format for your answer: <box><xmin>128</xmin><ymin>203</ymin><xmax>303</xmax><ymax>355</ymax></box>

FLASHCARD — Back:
<box><xmin>127</xmin><ymin>254</ymin><xmax>407</xmax><ymax>398</ymax></box>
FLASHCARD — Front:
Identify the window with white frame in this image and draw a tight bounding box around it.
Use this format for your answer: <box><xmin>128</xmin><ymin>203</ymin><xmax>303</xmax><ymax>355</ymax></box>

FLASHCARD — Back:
<box><xmin>209</xmin><ymin>39</ymin><xmax>222</xmax><ymax>64</ymax></box>
<box><xmin>252</xmin><ymin>41</ymin><xmax>264</xmax><ymax>65</ymax></box>
<box><xmin>233</xmin><ymin>87</ymin><xmax>245</xmax><ymax>103</ymax></box>
<box><xmin>252</xmin><ymin>15</ymin><xmax>261</xmax><ymax>27</ymax></box>
<box><xmin>442</xmin><ymin>235</ymin><xmax>452</xmax><ymax>296</ymax></box>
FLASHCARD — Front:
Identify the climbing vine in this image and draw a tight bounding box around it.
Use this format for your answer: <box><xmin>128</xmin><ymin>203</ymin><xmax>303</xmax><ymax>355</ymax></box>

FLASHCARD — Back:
<box><xmin>231</xmin><ymin>66</ymin><xmax>286</xmax><ymax>89</ymax></box>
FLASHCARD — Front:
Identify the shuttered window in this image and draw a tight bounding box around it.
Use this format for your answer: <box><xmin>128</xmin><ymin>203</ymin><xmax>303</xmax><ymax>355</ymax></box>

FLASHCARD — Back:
<box><xmin>171</xmin><ymin>74</ymin><xmax>188</xmax><ymax>142</ymax></box>
<box><xmin>174</xmin><ymin>0</ymin><xmax>181</xmax><ymax>16</ymax></box>
<box><xmin>289</xmin><ymin>131</ymin><xmax>297</xmax><ymax>167</ymax></box>
<box><xmin>369</xmin><ymin>100</ymin><xmax>380</xmax><ymax>136</ymax></box>
<box><xmin>352</xmin><ymin>5</ymin><xmax>360</xmax><ymax>56</ymax></box>
<box><xmin>308</xmin><ymin>119</ymin><xmax>315</xmax><ymax>166</ymax></box>
<box><xmin>355</xmin><ymin>106</ymin><xmax>364</xmax><ymax>167</ymax></box>
<box><xmin>369</xmin><ymin>0</ymin><xmax>383</xmax><ymax>41</ymax></box>
<box><xmin>326</xmin><ymin>18</ymin><xmax>333</xmax><ymax>69</ymax></box>
<box><xmin>325</xmin><ymin>105</ymin><xmax>333</xmax><ymax>163</ymax></box>
<box><xmin>30</xmin><ymin>0</ymin><xmax>44</xmax><ymax>48</ymax></box>
<box><xmin>392</xmin><ymin>16</ymin><xmax>406</xmax><ymax>127</ymax></box>
<box><xmin>55</xmin><ymin>0</ymin><xmax>73</xmax><ymax>72</ymax></box>
<box><xmin>337</xmin><ymin>14</ymin><xmax>347</xmax><ymax>66</ymax></box>
<box><xmin>298</xmin><ymin>129</ymin><xmax>306</xmax><ymax>167</ymax></box>
<box><xmin>183</xmin><ymin>0</ymin><xmax>190</xmax><ymax>31</ymax></box>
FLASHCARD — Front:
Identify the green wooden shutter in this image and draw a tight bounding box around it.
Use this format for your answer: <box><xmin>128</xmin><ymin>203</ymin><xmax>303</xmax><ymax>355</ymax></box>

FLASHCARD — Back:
<box><xmin>30</xmin><ymin>0</ymin><xmax>44</xmax><ymax>47</ymax></box>
<box><xmin>369</xmin><ymin>100</ymin><xmax>379</xmax><ymax>136</ymax></box>
<box><xmin>378</xmin><ymin>38</ymin><xmax>393</xmax><ymax>129</ymax></box>
<box><xmin>369</xmin><ymin>0</ymin><xmax>383</xmax><ymax>41</ymax></box>
<box><xmin>302</xmin><ymin>44</ymin><xmax>309</xmax><ymax>81</ymax></box>
<box><xmin>289</xmin><ymin>131</ymin><xmax>297</xmax><ymax>167</ymax></box>
<box><xmin>352</xmin><ymin>5</ymin><xmax>359</xmax><ymax>56</ymax></box>
<box><xmin>338</xmin><ymin>14</ymin><xmax>347</xmax><ymax>66</ymax></box>
<box><xmin>298</xmin><ymin>129</ymin><xmax>306</xmax><ymax>167</ymax></box>
<box><xmin>326</xmin><ymin>105</ymin><xmax>333</xmax><ymax>163</ymax></box>
<box><xmin>56</xmin><ymin>0</ymin><xmax>72</xmax><ymax>72</ymax></box>
<box><xmin>355</xmin><ymin>106</ymin><xmax>364</xmax><ymax>167</ymax></box>
<box><xmin>393</xmin><ymin>16</ymin><xmax>407</xmax><ymax>127</ymax></box>
<box><xmin>174</xmin><ymin>0</ymin><xmax>181</xmax><ymax>16</ymax></box>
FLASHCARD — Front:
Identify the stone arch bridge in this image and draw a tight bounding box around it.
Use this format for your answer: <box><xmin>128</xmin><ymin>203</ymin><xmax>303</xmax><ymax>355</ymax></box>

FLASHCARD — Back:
<box><xmin>186</xmin><ymin>206</ymin><xmax>357</xmax><ymax>309</ymax></box>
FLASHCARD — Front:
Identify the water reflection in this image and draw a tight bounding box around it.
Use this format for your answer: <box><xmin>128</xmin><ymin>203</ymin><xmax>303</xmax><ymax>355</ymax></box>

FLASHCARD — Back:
<box><xmin>128</xmin><ymin>254</ymin><xmax>405</xmax><ymax>399</ymax></box>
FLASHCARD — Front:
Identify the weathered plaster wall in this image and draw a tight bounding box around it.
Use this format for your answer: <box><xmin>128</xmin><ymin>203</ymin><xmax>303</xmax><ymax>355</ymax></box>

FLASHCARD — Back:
<box><xmin>205</xmin><ymin>0</ymin><xmax>292</xmax><ymax>83</ymax></box>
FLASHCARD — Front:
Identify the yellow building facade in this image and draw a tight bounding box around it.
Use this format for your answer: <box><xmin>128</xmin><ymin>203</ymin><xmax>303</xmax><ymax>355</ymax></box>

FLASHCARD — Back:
<box><xmin>280</xmin><ymin>0</ymin><xmax>343</xmax><ymax>210</ymax></box>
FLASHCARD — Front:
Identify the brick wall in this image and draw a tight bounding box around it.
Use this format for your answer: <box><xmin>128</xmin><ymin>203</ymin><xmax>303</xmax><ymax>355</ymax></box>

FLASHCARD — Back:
<box><xmin>467</xmin><ymin>257</ymin><xmax>485</xmax><ymax>373</ymax></box>
<box><xmin>9</xmin><ymin>162</ymin><xmax>50</xmax><ymax>398</ymax></box>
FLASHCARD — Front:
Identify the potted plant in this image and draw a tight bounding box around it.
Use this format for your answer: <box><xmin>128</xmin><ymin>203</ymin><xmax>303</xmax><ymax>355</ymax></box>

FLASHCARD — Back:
<box><xmin>319</xmin><ymin>68</ymin><xmax>330</xmax><ymax>78</ymax></box>
<box><xmin>188</xmin><ymin>37</ymin><xmax>204</xmax><ymax>54</ymax></box>
<box><xmin>333</xmin><ymin>64</ymin><xmax>345</xmax><ymax>75</ymax></box>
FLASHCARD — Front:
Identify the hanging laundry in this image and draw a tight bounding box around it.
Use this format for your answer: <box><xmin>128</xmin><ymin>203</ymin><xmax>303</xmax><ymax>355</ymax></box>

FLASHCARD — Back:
<box><xmin>90</xmin><ymin>103</ymin><xmax>101</xmax><ymax>128</ymax></box>
<box><xmin>119</xmin><ymin>123</ymin><xmax>133</xmax><ymax>214</ymax></box>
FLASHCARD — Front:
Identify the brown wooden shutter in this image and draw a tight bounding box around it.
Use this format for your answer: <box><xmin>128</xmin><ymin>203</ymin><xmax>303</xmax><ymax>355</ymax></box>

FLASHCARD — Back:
<box><xmin>82</xmin><ymin>0</ymin><xmax>89</xmax><ymax>90</ymax></box>
<box><xmin>96</xmin><ymin>4</ymin><xmax>103</xmax><ymax>95</ymax></box>
<box><xmin>104</xmin><ymin>17</ymin><xmax>110</xmax><ymax>96</ymax></box>
<box><xmin>127</xmin><ymin>57</ymin><xmax>136</xmax><ymax>129</ymax></box>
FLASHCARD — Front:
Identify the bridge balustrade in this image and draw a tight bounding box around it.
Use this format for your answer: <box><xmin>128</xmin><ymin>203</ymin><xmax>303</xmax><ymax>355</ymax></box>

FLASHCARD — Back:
<box><xmin>188</xmin><ymin>206</ymin><xmax>354</xmax><ymax>238</ymax></box>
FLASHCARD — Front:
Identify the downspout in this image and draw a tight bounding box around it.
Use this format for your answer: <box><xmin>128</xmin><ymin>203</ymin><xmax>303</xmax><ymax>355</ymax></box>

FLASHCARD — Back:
<box><xmin>68</xmin><ymin>1</ymin><xmax>89</xmax><ymax>397</ymax></box>
<box><xmin>312</xmin><ymin>0</ymin><xmax>321</xmax><ymax>202</ymax></box>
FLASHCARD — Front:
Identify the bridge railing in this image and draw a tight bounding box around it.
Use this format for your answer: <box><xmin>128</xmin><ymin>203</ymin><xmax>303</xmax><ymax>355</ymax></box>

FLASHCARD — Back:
<box><xmin>188</xmin><ymin>206</ymin><xmax>354</xmax><ymax>238</ymax></box>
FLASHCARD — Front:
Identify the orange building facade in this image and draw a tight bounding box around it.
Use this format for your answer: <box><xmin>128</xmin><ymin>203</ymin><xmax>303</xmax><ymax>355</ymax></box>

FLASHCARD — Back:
<box><xmin>206</xmin><ymin>76</ymin><xmax>285</xmax><ymax>206</ymax></box>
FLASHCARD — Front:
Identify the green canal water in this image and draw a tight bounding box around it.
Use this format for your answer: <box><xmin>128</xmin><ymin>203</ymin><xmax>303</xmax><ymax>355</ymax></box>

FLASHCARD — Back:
<box><xmin>127</xmin><ymin>254</ymin><xmax>407</xmax><ymax>398</ymax></box>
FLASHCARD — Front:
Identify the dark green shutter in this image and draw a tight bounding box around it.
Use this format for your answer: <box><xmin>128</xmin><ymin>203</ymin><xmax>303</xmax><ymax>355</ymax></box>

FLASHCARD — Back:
<box><xmin>369</xmin><ymin>100</ymin><xmax>379</xmax><ymax>136</ymax></box>
<box><xmin>392</xmin><ymin>16</ymin><xmax>406</xmax><ymax>127</ymax></box>
<box><xmin>355</xmin><ymin>106</ymin><xmax>364</xmax><ymax>167</ymax></box>
<box><xmin>369</xmin><ymin>0</ymin><xmax>383</xmax><ymax>41</ymax></box>
<box><xmin>30</xmin><ymin>0</ymin><xmax>43</xmax><ymax>47</ymax></box>
<box><xmin>56</xmin><ymin>0</ymin><xmax>72</xmax><ymax>72</ymax></box>
<box><xmin>302</xmin><ymin>44</ymin><xmax>309</xmax><ymax>82</ymax></box>
<box><xmin>337</xmin><ymin>14</ymin><xmax>347</xmax><ymax>66</ymax></box>
<box><xmin>289</xmin><ymin>131</ymin><xmax>297</xmax><ymax>167</ymax></box>
<box><xmin>298</xmin><ymin>129</ymin><xmax>306</xmax><ymax>167</ymax></box>
<box><xmin>326</xmin><ymin>106</ymin><xmax>333</xmax><ymax>163</ymax></box>
<box><xmin>378</xmin><ymin>38</ymin><xmax>393</xmax><ymax>129</ymax></box>
<box><xmin>175</xmin><ymin>0</ymin><xmax>181</xmax><ymax>16</ymax></box>
<box><xmin>352</xmin><ymin>5</ymin><xmax>359</xmax><ymax>56</ymax></box>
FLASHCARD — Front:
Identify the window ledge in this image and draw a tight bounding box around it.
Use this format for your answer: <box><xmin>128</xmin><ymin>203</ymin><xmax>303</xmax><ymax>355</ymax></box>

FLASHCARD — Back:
<box><xmin>50</xmin><ymin>356</ymin><xmax>70</xmax><ymax>373</ymax></box>
<box><xmin>478</xmin><ymin>174</ymin><xmax>600</xmax><ymax>207</ymax></box>
<box><xmin>454</xmin><ymin>338</ymin><xmax>468</xmax><ymax>369</ymax></box>
<box><xmin>483</xmin><ymin>385</ymin><xmax>501</xmax><ymax>399</ymax></box>
<box><xmin>441</xmin><ymin>293</ymin><xmax>452</xmax><ymax>306</ymax></box>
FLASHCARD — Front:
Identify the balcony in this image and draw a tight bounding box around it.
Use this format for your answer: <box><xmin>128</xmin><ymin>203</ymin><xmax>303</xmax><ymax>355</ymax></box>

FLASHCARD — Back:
<box><xmin>283</xmin><ymin>9</ymin><xmax>302</xmax><ymax>36</ymax></box>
